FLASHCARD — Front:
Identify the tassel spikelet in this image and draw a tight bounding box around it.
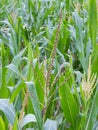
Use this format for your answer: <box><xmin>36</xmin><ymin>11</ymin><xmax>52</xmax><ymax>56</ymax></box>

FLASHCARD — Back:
<box><xmin>42</xmin><ymin>12</ymin><xmax>62</xmax><ymax>115</ymax></box>
<box><xmin>19</xmin><ymin>90</ymin><xmax>28</xmax><ymax>123</ymax></box>
<box><xmin>82</xmin><ymin>57</ymin><xmax>97</xmax><ymax>101</ymax></box>
<box><xmin>51</xmin><ymin>64</ymin><xmax>65</xmax><ymax>87</ymax></box>
<box><xmin>46</xmin><ymin>11</ymin><xmax>62</xmax><ymax>92</ymax></box>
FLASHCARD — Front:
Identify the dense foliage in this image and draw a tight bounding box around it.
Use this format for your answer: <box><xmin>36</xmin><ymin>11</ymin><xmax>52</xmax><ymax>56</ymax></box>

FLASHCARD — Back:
<box><xmin>0</xmin><ymin>0</ymin><xmax>98</xmax><ymax>130</ymax></box>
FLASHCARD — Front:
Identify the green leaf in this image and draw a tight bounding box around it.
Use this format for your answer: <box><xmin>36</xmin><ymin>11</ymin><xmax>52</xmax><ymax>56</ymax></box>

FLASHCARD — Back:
<box><xmin>34</xmin><ymin>63</ymin><xmax>45</xmax><ymax>106</ymax></box>
<box><xmin>26</xmin><ymin>82</ymin><xmax>43</xmax><ymax>130</ymax></box>
<box><xmin>88</xmin><ymin>0</ymin><xmax>97</xmax><ymax>49</ymax></box>
<box><xmin>59</xmin><ymin>77</ymin><xmax>79</xmax><ymax>129</ymax></box>
<box><xmin>20</xmin><ymin>114</ymin><xmax>36</xmax><ymax>128</ymax></box>
<box><xmin>10</xmin><ymin>82</ymin><xmax>26</xmax><ymax>103</ymax></box>
<box><xmin>72</xmin><ymin>12</ymin><xmax>88</xmax><ymax>72</ymax></box>
<box><xmin>0</xmin><ymin>99</ymin><xmax>15</xmax><ymax>125</ymax></box>
<box><xmin>44</xmin><ymin>119</ymin><xmax>57</xmax><ymax>130</ymax></box>
<box><xmin>6</xmin><ymin>63</ymin><xmax>20</xmax><ymax>76</ymax></box>
<box><xmin>6</xmin><ymin>48</ymin><xmax>26</xmax><ymax>83</ymax></box>
<box><xmin>12</xmin><ymin>115</ymin><xmax>18</xmax><ymax>130</ymax></box>
<box><xmin>27</xmin><ymin>43</ymin><xmax>33</xmax><ymax>81</ymax></box>
<box><xmin>66</xmin><ymin>0</ymin><xmax>70</xmax><ymax>12</ymax></box>
<box><xmin>0</xmin><ymin>44</ymin><xmax>8</xmax><ymax>98</ymax></box>
<box><xmin>0</xmin><ymin>116</ymin><xmax>5</xmax><ymax>130</ymax></box>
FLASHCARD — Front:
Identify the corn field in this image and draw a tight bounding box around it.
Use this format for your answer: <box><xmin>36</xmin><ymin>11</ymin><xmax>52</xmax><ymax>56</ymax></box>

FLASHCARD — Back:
<box><xmin>0</xmin><ymin>0</ymin><xmax>98</xmax><ymax>130</ymax></box>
